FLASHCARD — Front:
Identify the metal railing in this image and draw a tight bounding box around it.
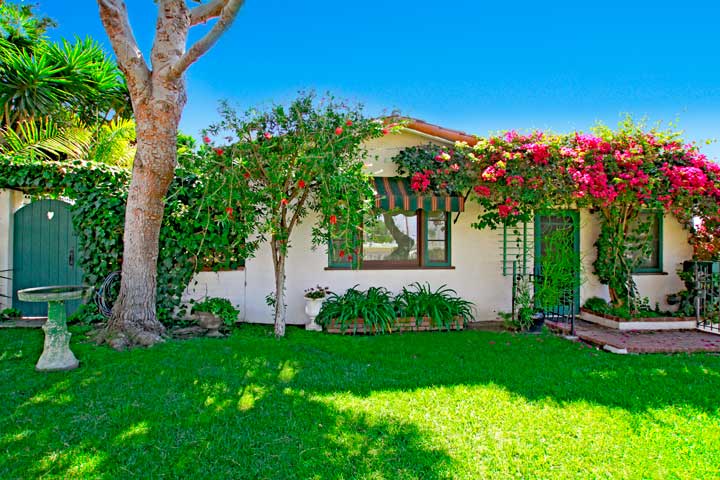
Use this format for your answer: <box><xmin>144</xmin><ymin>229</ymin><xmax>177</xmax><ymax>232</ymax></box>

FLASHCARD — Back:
<box><xmin>511</xmin><ymin>261</ymin><xmax>577</xmax><ymax>335</ymax></box>
<box><xmin>687</xmin><ymin>261</ymin><xmax>720</xmax><ymax>334</ymax></box>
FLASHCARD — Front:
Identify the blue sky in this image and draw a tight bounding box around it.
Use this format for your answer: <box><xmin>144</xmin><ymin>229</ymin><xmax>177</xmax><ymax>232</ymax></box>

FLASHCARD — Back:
<box><xmin>41</xmin><ymin>0</ymin><xmax>720</xmax><ymax>160</ymax></box>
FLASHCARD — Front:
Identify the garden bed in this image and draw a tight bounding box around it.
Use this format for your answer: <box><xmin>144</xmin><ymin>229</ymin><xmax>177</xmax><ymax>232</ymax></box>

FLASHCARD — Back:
<box><xmin>325</xmin><ymin>316</ymin><xmax>465</xmax><ymax>335</ymax></box>
<box><xmin>580</xmin><ymin>308</ymin><xmax>695</xmax><ymax>331</ymax></box>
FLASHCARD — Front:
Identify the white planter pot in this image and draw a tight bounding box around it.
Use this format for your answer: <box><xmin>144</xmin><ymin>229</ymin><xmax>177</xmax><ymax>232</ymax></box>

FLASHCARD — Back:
<box><xmin>304</xmin><ymin>297</ymin><xmax>324</xmax><ymax>331</ymax></box>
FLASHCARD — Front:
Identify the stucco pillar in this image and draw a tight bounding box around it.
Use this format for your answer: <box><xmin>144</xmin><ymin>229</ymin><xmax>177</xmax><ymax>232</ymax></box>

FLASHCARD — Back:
<box><xmin>0</xmin><ymin>189</ymin><xmax>14</xmax><ymax>309</ymax></box>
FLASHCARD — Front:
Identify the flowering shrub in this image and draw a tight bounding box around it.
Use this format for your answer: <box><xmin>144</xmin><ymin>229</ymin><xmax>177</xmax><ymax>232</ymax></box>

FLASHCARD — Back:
<box><xmin>204</xmin><ymin>92</ymin><xmax>387</xmax><ymax>336</ymax></box>
<box><xmin>393</xmin><ymin>119</ymin><xmax>720</xmax><ymax>307</ymax></box>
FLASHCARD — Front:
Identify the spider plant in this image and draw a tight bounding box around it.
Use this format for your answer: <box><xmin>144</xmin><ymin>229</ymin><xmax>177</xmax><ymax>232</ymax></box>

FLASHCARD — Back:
<box><xmin>394</xmin><ymin>282</ymin><xmax>474</xmax><ymax>330</ymax></box>
<box><xmin>316</xmin><ymin>285</ymin><xmax>397</xmax><ymax>334</ymax></box>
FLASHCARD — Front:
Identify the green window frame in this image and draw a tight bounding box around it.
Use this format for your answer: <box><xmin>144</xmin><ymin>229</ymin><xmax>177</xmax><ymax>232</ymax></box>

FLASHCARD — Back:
<box><xmin>632</xmin><ymin>211</ymin><xmax>664</xmax><ymax>274</ymax></box>
<box><xmin>327</xmin><ymin>210</ymin><xmax>452</xmax><ymax>269</ymax></box>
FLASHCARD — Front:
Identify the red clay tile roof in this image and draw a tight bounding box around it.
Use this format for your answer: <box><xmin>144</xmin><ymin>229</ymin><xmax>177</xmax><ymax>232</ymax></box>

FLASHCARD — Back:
<box><xmin>386</xmin><ymin>117</ymin><xmax>478</xmax><ymax>145</ymax></box>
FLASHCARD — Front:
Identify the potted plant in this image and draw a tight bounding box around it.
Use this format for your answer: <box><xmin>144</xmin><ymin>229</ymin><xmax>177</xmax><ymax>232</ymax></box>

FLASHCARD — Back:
<box><xmin>191</xmin><ymin>297</ymin><xmax>240</xmax><ymax>337</ymax></box>
<box><xmin>304</xmin><ymin>285</ymin><xmax>331</xmax><ymax>331</ymax></box>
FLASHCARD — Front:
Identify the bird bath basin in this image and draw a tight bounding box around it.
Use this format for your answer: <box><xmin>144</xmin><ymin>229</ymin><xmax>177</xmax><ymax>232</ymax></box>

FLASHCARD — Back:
<box><xmin>17</xmin><ymin>285</ymin><xmax>93</xmax><ymax>372</ymax></box>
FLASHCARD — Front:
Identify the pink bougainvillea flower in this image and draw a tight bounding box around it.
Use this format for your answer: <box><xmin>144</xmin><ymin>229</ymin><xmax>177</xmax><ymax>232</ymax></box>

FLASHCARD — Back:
<box><xmin>335</xmin><ymin>127</ymin><xmax>343</xmax><ymax>135</ymax></box>
<box><xmin>329</xmin><ymin>215</ymin><xmax>337</xmax><ymax>225</ymax></box>
<box><xmin>382</xmin><ymin>128</ymin><xmax>389</xmax><ymax>135</ymax></box>
<box><xmin>263</xmin><ymin>132</ymin><xmax>272</xmax><ymax>140</ymax></box>
<box><xmin>474</xmin><ymin>185</ymin><xmax>491</xmax><ymax>197</ymax></box>
<box><xmin>410</xmin><ymin>172</ymin><xmax>431</xmax><ymax>192</ymax></box>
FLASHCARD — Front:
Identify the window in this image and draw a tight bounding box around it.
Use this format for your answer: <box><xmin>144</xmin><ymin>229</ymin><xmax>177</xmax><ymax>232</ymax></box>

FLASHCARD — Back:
<box><xmin>630</xmin><ymin>211</ymin><xmax>663</xmax><ymax>273</ymax></box>
<box><xmin>328</xmin><ymin>209</ymin><xmax>451</xmax><ymax>269</ymax></box>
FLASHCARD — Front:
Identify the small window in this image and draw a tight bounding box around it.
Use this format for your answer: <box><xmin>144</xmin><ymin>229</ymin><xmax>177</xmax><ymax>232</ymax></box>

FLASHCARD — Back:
<box><xmin>630</xmin><ymin>212</ymin><xmax>663</xmax><ymax>273</ymax></box>
<box><xmin>328</xmin><ymin>209</ymin><xmax>451</xmax><ymax>269</ymax></box>
<box><xmin>363</xmin><ymin>210</ymin><xmax>419</xmax><ymax>268</ymax></box>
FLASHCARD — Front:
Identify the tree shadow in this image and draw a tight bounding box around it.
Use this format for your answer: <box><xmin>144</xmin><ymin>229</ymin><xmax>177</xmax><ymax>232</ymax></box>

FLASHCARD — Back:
<box><xmin>2</xmin><ymin>325</ymin><xmax>720</xmax><ymax>478</ymax></box>
<box><xmin>0</xmin><ymin>329</ymin><xmax>454</xmax><ymax>478</ymax></box>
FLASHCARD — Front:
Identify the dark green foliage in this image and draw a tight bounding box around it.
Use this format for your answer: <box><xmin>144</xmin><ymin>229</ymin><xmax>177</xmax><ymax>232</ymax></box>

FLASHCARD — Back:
<box><xmin>583</xmin><ymin>296</ymin><xmax>672</xmax><ymax>320</ymax></box>
<box><xmin>68</xmin><ymin>302</ymin><xmax>104</xmax><ymax>325</ymax></box>
<box><xmin>317</xmin><ymin>283</ymin><xmax>474</xmax><ymax>333</ymax></box>
<box><xmin>0</xmin><ymin>3</ymin><xmax>129</xmax><ymax>128</ymax></box>
<box><xmin>0</xmin><ymin>150</ymin><xmax>249</xmax><ymax>326</ymax></box>
<box><xmin>316</xmin><ymin>285</ymin><xmax>397</xmax><ymax>334</ymax></box>
<box><xmin>395</xmin><ymin>282</ymin><xmax>474</xmax><ymax>329</ymax></box>
<box><xmin>191</xmin><ymin>298</ymin><xmax>240</xmax><ymax>327</ymax></box>
<box><xmin>0</xmin><ymin>307</ymin><xmax>21</xmax><ymax>319</ymax></box>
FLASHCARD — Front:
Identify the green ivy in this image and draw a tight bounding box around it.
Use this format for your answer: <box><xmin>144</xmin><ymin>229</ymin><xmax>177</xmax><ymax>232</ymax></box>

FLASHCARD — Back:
<box><xmin>0</xmin><ymin>148</ymin><xmax>247</xmax><ymax>325</ymax></box>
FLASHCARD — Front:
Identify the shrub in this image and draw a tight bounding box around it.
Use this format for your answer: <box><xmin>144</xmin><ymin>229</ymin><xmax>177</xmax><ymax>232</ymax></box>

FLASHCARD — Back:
<box><xmin>191</xmin><ymin>298</ymin><xmax>240</xmax><ymax>327</ymax></box>
<box><xmin>68</xmin><ymin>303</ymin><xmax>105</xmax><ymax>324</ymax></box>
<box><xmin>394</xmin><ymin>282</ymin><xmax>474</xmax><ymax>329</ymax></box>
<box><xmin>0</xmin><ymin>307</ymin><xmax>22</xmax><ymax>319</ymax></box>
<box><xmin>583</xmin><ymin>297</ymin><xmax>610</xmax><ymax>314</ymax></box>
<box><xmin>316</xmin><ymin>286</ymin><xmax>396</xmax><ymax>334</ymax></box>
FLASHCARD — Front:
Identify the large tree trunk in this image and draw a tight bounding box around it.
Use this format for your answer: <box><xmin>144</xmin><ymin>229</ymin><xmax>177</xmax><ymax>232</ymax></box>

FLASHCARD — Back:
<box><xmin>271</xmin><ymin>237</ymin><xmax>287</xmax><ymax>337</ymax></box>
<box><xmin>104</xmin><ymin>95</ymin><xmax>185</xmax><ymax>349</ymax></box>
<box><xmin>97</xmin><ymin>0</ymin><xmax>244</xmax><ymax>349</ymax></box>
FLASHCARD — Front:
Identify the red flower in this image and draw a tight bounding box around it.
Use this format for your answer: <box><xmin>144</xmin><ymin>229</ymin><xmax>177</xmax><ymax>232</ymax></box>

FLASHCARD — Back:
<box><xmin>280</xmin><ymin>198</ymin><xmax>288</xmax><ymax>206</ymax></box>
<box><xmin>474</xmin><ymin>185</ymin><xmax>491</xmax><ymax>197</ymax></box>
<box><xmin>243</xmin><ymin>172</ymin><xmax>251</xmax><ymax>179</ymax></box>
<box><xmin>203</xmin><ymin>136</ymin><xmax>211</xmax><ymax>144</ymax></box>
<box><xmin>345</xmin><ymin>120</ymin><xmax>353</xmax><ymax>126</ymax></box>
<box><xmin>298</xmin><ymin>179</ymin><xmax>306</xmax><ymax>188</ymax></box>
<box><xmin>329</xmin><ymin>215</ymin><xmax>337</xmax><ymax>225</ymax></box>
<box><xmin>214</xmin><ymin>148</ymin><xmax>224</xmax><ymax>156</ymax></box>
<box><xmin>382</xmin><ymin>128</ymin><xmax>389</xmax><ymax>135</ymax></box>
<box><xmin>264</xmin><ymin>132</ymin><xmax>272</xmax><ymax>140</ymax></box>
<box><xmin>225</xmin><ymin>207</ymin><xmax>233</xmax><ymax>218</ymax></box>
<box><xmin>339</xmin><ymin>250</ymin><xmax>345</xmax><ymax>258</ymax></box>
<box><xmin>347</xmin><ymin>255</ymin><xmax>353</xmax><ymax>261</ymax></box>
<box><xmin>335</xmin><ymin>127</ymin><xmax>343</xmax><ymax>135</ymax></box>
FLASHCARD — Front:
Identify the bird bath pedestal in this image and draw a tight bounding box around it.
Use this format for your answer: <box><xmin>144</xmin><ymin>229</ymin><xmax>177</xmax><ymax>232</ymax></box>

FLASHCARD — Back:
<box><xmin>17</xmin><ymin>285</ymin><xmax>92</xmax><ymax>372</ymax></box>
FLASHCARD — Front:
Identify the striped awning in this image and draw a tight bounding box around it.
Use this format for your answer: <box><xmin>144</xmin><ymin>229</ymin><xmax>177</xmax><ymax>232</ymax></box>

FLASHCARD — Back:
<box><xmin>371</xmin><ymin>177</ymin><xmax>465</xmax><ymax>212</ymax></box>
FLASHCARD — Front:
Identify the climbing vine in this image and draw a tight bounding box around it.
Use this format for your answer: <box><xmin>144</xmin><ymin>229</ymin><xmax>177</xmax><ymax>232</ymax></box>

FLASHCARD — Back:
<box><xmin>393</xmin><ymin>118</ymin><xmax>720</xmax><ymax>308</ymax></box>
<box><xmin>0</xmin><ymin>141</ymin><xmax>249</xmax><ymax>324</ymax></box>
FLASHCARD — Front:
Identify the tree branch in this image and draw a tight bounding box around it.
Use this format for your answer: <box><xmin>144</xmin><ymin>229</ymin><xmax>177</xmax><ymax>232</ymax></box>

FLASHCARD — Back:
<box><xmin>189</xmin><ymin>0</ymin><xmax>227</xmax><ymax>25</ymax></box>
<box><xmin>97</xmin><ymin>0</ymin><xmax>150</xmax><ymax>93</ymax></box>
<box><xmin>168</xmin><ymin>0</ymin><xmax>244</xmax><ymax>79</ymax></box>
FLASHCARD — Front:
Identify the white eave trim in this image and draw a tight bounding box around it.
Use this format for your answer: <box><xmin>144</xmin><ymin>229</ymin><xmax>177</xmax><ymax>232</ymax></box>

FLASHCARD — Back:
<box><xmin>400</xmin><ymin>127</ymin><xmax>456</xmax><ymax>146</ymax></box>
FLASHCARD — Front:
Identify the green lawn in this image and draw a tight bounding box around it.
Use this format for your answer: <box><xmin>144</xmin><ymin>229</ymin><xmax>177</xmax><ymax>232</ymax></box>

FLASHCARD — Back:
<box><xmin>2</xmin><ymin>325</ymin><xmax>719</xmax><ymax>479</ymax></box>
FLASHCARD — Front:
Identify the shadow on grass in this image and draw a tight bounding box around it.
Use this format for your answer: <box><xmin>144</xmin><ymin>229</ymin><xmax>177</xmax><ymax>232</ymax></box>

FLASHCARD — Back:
<box><xmin>0</xmin><ymin>328</ymin><xmax>454</xmax><ymax>478</ymax></box>
<box><xmin>1</xmin><ymin>324</ymin><xmax>720</xmax><ymax>477</ymax></box>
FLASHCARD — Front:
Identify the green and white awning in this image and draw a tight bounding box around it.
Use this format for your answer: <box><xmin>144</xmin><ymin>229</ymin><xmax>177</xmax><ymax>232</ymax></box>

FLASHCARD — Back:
<box><xmin>371</xmin><ymin>177</ymin><xmax>465</xmax><ymax>212</ymax></box>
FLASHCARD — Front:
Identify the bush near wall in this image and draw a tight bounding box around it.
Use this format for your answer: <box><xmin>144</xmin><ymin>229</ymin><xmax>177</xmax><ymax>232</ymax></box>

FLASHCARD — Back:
<box><xmin>0</xmin><ymin>151</ymin><xmax>249</xmax><ymax>324</ymax></box>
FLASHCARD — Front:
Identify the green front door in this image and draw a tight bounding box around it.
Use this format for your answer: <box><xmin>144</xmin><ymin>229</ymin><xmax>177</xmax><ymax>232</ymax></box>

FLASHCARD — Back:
<box><xmin>534</xmin><ymin>211</ymin><xmax>581</xmax><ymax>313</ymax></box>
<box><xmin>13</xmin><ymin>199</ymin><xmax>84</xmax><ymax>317</ymax></box>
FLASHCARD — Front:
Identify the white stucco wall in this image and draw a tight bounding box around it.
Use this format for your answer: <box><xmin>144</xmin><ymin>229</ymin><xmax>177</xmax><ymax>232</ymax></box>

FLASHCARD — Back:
<box><xmin>0</xmin><ymin>189</ymin><xmax>28</xmax><ymax>309</ymax></box>
<box><xmin>184</xmin><ymin>130</ymin><xmax>695</xmax><ymax>325</ymax></box>
<box><xmin>579</xmin><ymin>210</ymin><xmax>692</xmax><ymax>311</ymax></box>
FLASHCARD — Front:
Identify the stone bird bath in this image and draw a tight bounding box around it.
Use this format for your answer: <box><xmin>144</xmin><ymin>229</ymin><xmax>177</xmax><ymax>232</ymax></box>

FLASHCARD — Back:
<box><xmin>17</xmin><ymin>285</ymin><xmax>92</xmax><ymax>372</ymax></box>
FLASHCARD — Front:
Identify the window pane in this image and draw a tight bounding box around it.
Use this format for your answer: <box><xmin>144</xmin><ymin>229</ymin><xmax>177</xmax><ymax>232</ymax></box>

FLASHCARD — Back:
<box><xmin>363</xmin><ymin>210</ymin><xmax>418</xmax><ymax>262</ymax></box>
<box><xmin>629</xmin><ymin>212</ymin><xmax>660</xmax><ymax>270</ymax></box>
<box><xmin>426</xmin><ymin>211</ymin><xmax>448</xmax><ymax>263</ymax></box>
<box><xmin>330</xmin><ymin>239</ymin><xmax>352</xmax><ymax>266</ymax></box>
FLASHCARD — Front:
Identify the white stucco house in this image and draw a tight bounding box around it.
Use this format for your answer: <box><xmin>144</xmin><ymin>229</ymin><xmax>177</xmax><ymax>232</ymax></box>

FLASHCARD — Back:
<box><xmin>0</xmin><ymin>119</ymin><xmax>693</xmax><ymax>323</ymax></box>
<box><xmin>183</xmin><ymin>119</ymin><xmax>694</xmax><ymax>326</ymax></box>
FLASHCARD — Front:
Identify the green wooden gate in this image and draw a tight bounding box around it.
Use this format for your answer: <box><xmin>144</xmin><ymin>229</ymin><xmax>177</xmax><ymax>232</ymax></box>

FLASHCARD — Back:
<box><xmin>13</xmin><ymin>199</ymin><xmax>84</xmax><ymax>317</ymax></box>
